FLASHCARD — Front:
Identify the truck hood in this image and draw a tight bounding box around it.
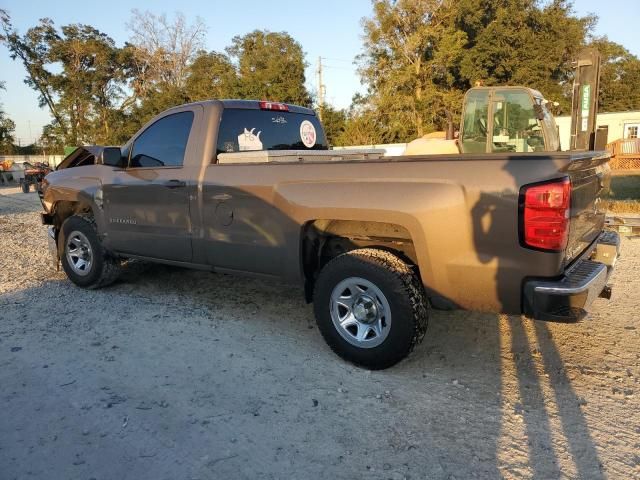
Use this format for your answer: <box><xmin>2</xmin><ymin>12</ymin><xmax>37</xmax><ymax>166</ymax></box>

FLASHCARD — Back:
<box><xmin>55</xmin><ymin>146</ymin><xmax>105</xmax><ymax>170</ymax></box>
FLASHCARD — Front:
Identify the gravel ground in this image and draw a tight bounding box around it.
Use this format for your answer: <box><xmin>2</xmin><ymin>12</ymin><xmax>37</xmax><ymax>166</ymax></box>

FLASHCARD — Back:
<box><xmin>1</xmin><ymin>185</ymin><xmax>639</xmax><ymax>480</ymax></box>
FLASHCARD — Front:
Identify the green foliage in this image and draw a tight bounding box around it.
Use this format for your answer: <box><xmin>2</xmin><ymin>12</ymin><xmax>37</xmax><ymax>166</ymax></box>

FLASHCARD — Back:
<box><xmin>608</xmin><ymin>174</ymin><xmax>640</xmax><ymax>200</ymax></box>
<box><xmin>457</xmin><ymin>0</ymin><xmax>592</xmax><ymax>113</ymax></box>
<box><xmin>2</xmin><ymin>8</ymin><xmax>312</xmax><ymax>149</ymax></box>
<box><xmin>1</xmin><ymin>12</ymin><xmax>130</xmax><ymax>148</ymax></box>
<box><xmin>591</xmin><ymin>38</ymin><xmax>640</xmax><ymax>112</ymax></box>
<box><xmin>0</xmin><ymin>80</ymin><xmax>15</xmax><ymax>154</ymax></box>
<box><xmin>355</xmin><ymin>0</ymin><xmax>595</xmax><ymax>144</ymax></box>
<box><xmin>319</xmin><ymin>105</ymin><xmax>347</xmax><ymax>145</ymax></box>
<box><xmin>0</xmin><ymin>112</ymin><xmax>16</xmax><ymax>154</ymax></box>
<box><xmin>3</xmin><ymin>5</ymin><xmax>640</xmax><ymax>151</ymax></box>
<box><xmin>185</xmin><ymin>51</ymin><xmax>239</xmax><ymax>101</ymax></box>
<box><xmin>357</xmin><ymin>0</ymin><xmax>467</xmax><ymax>142</ymax></box>
<box><xmin>335</xmin><ymin>97</ymin><xmax>387</xmax><ymax>146</ymax></box>
<box><xmin>227</xmin><ymin>30</ymin><xmax>312</xmax><ymax>106</ymax></box>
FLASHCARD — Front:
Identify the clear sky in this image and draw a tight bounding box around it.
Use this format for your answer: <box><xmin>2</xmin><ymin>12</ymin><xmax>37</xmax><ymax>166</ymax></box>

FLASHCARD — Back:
<box><xmin>1</xmin><ymin>0</ymin><xmax>639</xmax><ymax>145</ymax></box>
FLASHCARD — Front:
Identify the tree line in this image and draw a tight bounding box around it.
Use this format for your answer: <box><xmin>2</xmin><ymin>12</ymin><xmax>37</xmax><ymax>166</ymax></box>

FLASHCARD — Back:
<box><xmin>1</xmin><ymin>1</ymin><xmax>640</xmax><ymax>154</ymax></box>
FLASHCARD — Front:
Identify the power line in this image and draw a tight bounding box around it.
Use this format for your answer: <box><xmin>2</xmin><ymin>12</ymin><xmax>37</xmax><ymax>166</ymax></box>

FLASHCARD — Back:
<box><xmin>323</xmin><ymin>64</ymin><xmax>357</xmax><ymax>71</ymax></box>
<box><xmin>319</xmin><ymin>57</ymin><xmax>354</xmax><ymax>63</ymax></box>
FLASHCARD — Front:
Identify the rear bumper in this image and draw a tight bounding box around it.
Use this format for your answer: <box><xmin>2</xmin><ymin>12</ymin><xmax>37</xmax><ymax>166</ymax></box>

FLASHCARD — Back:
<box><xmin>523</xmin><ymin>231</ymin><xmax>620</xmax><ymax>321</ymax></box>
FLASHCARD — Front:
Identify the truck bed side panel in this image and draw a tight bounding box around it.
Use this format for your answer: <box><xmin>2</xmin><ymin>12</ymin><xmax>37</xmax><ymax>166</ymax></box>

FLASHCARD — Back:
<box><xmin>199</xmin><ymin>153</ymin><xmax>587</xmax><ymax>313</ymax></box>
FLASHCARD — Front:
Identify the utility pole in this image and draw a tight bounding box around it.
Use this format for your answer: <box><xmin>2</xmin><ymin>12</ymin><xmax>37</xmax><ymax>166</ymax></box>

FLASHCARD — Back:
<box><xmin>316</xmin><ymin>56</ymin><xmax>326</xmax><ymax>121</ymax></box>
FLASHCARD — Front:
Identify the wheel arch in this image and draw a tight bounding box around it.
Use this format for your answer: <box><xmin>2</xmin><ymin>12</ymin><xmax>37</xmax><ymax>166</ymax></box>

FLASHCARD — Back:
<box><xmin>300</xmin><ymin>219</ymin><xmax>420</xmax><ymax>302</ymax></box>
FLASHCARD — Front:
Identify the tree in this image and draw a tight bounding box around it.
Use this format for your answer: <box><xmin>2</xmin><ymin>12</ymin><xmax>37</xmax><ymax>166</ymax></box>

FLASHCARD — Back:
<box><xmin>590</xmin><ymin>37</ymin><xmax>640</xmax><ymax>112</ymax></box>
<box><xmin>227</xmin><ymin>30</ymin><xmax>312</xmax><ymax>106</ymax></box>
<box><xmin>319</xmin><ymin>104</ymin><xmax>347</xmax><ymax>145</ymax></box>
<box><xmin>335</xmin><ymin>95</ymin><xmax>386</xmax><ymax>146</ymax></box>
<box><xmin>0</xmin><ymin>82</ymin><xmax>16</xmax><ymax>154</ymax></box>
<box><xmin>1</xmin><ymin>11</ymin><xmax>131</xmax><ymax>146</ymax></box>
<box><xmin>355</xmin><ymin>0</ymin><xmax>595</xmax><ymax>144</ymax></box>
<box><xmin>123</xmin><ymin>10</ymin><xmax>211</xmax><ymax>133</ymax></box>
<box><xmin>456</xmin><ymin>0</ymin><xmax>593</xmax><ymax>113</ymax></box>
<box><xmin>126</xmin><ymin>10</ymin><xmax>207</xmax><ymax>96</ymax></box>
<box><xmin>358</xmin><ymin>0</ymin><xmax>467</xmax><ymax>141</ymax></box>
<box><xmin>185</xmin><ymin>50</ymin><xmax>239</xmax><ymax>101</ymax></box>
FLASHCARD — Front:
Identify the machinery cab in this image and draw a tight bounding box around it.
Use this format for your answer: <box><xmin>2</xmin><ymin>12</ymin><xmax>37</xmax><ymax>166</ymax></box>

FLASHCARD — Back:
<box><xmin>459</xmin><ymin>86</ymin><xmax>560</xmax><ymax>154</ymax></box>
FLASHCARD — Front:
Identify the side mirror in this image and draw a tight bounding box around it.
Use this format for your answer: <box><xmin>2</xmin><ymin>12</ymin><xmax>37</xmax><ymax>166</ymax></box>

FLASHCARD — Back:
<box><xmin>100</xmin><ymin>147</ymin><xmax>126</xmax><ymax>168</ymax></box>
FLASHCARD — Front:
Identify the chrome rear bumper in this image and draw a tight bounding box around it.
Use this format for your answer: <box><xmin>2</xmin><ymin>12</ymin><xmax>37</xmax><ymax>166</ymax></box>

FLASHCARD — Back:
<box><xmin>523</xmin><ymin>231</ymin><xmax>620</xmax><ymax>321</ymax></box>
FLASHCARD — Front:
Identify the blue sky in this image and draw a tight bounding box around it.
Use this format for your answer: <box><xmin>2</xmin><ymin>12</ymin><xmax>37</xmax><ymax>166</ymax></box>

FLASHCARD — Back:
<box><xmin>1</xmin><ymin>0</ymin><xmax>639</xmax><ymax>145</ymax></box>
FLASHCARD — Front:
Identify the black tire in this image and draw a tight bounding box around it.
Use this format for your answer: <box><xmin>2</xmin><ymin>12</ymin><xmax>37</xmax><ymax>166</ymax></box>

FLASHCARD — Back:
<box><xmin>313</xmin><ymin>248</ymin><xmax>428</xmax><ymax>370</ymax></box>
<box><xmin>21</xmin><ymin>181</ymin><xmax>30</xmax><ymax>193</ymax></box>
<box><xmin>59</xmin><ymin>214</ymin><xmax>121</xmax><ymax>289</ymax></box>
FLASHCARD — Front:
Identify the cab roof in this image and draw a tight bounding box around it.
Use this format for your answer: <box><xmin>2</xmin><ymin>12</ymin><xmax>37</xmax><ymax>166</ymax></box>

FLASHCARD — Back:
<box><xmin>171</xmin><ymin>99</ymin><xmax>317</xmax><ymax>116</ymax></box>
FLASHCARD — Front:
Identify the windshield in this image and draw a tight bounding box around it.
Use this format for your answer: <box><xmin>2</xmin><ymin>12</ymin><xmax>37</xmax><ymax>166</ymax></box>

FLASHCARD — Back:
<box><xmin>491</xmin><ymin>89</ymin><xmax>545</xmax><ymax>153</ymax></box>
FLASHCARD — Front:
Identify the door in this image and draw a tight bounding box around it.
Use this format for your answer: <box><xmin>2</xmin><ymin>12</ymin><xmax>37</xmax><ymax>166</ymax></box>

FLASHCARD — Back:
<box><xmin>104</xmin><ymin>110</ymin><xmax>195</xmax><ymax>262</ymax></box>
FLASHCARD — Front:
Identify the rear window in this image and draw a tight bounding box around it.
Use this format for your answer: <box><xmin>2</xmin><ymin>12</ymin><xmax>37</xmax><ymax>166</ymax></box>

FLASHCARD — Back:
<box><xmin>215</xmin><ymin>109</ymin><xmax>327</xmax><ymax>157</ymax></box>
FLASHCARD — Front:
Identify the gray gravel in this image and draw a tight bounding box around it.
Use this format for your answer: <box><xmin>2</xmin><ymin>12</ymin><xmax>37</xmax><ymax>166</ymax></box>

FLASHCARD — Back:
<box><xmin>1</xmin><ymin>185</ymin><xmax>639</xmax><ymax>479</ymax></box>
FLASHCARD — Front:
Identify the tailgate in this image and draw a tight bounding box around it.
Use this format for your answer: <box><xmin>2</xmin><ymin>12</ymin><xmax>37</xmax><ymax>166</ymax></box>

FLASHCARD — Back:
<box><xmin>565</xmin><ymin>152</ymin><xmax>611</xmax><ymax>263</ymax></box>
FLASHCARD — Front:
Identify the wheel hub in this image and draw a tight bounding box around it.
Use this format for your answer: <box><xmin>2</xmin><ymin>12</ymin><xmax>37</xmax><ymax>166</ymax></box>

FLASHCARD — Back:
<box><xmin>329</xmin><ymin>277</ymin><xmax>392</xmax><ymax>349</ymax></box>
<box><xmin>353</xmin><ymin>295</ymin><xmax>378</xmax><ymax>323</ymax></box>
<box><xmin>65</xmin><ymin>230</ymin><xmax>93</xmax><ymax>276</ymax></box>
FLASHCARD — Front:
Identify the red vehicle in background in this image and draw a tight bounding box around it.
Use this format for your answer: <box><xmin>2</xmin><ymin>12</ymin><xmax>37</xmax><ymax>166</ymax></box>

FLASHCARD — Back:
<box><xmin>20</xmin><ymin>161</ymin><xmax>51</xmax><ymax>193</ymax></box>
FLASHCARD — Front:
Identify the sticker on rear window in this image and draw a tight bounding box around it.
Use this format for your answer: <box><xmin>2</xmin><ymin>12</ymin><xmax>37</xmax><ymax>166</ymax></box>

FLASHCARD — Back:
<box><xmin>300</xmin><ymin>120</ymin><xmax>316</xmax><ymax>148</ymax></box>
<box><xmin>238</xmin><ymin>128</ymin><xmax>263</xmax><ymax>151</ymax></box>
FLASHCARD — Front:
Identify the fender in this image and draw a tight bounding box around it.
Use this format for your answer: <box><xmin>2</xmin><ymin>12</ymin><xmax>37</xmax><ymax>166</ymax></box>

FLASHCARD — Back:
<box><xmin>42</xmin><ymin>166</ymin><xmax>110</xmax><ymax>244</ymax></box>
<box><xmin>273</xmin><ymin>179</ymin><xmax>468</xmax><ymax>302</ymax></box>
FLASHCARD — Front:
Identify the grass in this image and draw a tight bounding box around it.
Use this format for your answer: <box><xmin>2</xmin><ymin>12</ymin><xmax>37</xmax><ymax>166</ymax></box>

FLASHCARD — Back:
<box><xmin>608</xmin><ymin>200</ymin><xmax>640</xmax><ymax>214</ymax></box>
<box><xmin>607</xmin><ymin>174</ymin><xmax>640</xmax><ymax>214</ymax></box>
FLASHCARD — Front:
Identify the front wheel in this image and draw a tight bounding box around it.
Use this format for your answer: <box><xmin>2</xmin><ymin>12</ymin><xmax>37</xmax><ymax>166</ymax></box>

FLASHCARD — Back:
<box><xmin>313</xmin><ymin>248</ymin><xmax>428</xmax><ymax>370</ymax></box>
<box><xmin>59</xmin><ymin>214</ymin><xmax>121</xmax><ymax>289</ymax></box>
<box><xmin>21</xmin><ymin>181</ymin><xmax>30</xmax><ymax>193</ymax></box>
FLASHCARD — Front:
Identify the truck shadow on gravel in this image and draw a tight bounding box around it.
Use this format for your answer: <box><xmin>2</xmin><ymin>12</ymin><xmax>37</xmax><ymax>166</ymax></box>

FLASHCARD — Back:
<box><xmin>465</xmin><ymin>156</ymin><xmax>604</xmax><ymax>479</ymax></box>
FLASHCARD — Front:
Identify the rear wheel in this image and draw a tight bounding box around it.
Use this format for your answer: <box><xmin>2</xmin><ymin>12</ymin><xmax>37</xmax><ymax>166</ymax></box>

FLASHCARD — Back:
<box><xmin>313</xmin><ymin>248</ymin><xmax>428</xmax><ymax>370</ymax></box>
<box><xmin>59</xmin><ymin>214</ymin><xmax>121</xmax><ymax>289</ymax></box>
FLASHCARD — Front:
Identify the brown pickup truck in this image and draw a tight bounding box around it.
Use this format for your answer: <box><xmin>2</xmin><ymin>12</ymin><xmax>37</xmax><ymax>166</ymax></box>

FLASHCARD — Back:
<box><xmin>40</xmin><ymin>94</ymin><xmax>619</xmax><ymax>369</ymax></box>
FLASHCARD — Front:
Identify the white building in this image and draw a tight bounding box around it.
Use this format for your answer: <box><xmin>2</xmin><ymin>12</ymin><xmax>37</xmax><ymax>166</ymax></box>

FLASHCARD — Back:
<box><xmin>555</xmin><ymin>111</ymin><xmax>640</xmax><ymax>151</ymax></box>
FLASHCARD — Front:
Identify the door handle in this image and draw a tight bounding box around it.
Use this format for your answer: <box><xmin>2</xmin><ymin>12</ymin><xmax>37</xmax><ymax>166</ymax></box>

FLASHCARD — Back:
<box><xmin>212</xmin><ymin>193</ymin><xmax>232</xmax><ymax>201</ymax></box>
<box><xmin>163</xmin><ymin>179</ymin><xmax>186</xmax><ymax>189</ymax></box>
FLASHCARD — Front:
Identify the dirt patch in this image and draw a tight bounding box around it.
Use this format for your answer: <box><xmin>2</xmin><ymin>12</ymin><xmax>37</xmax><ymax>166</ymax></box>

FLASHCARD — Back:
<box><xmin>1</xmin><ymin>187</ymin><xmax>639</xmax><ymax>479</ymax></box>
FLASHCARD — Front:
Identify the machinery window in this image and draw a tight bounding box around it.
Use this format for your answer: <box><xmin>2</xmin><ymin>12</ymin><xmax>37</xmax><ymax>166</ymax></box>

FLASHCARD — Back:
<box><xmin>461</xmin><ymin>90</ymin><xmax>489</xmax><ymax>153</ymax></box>
<box><xmin>130</xmin><ymin>111</ymin><xmax>194</xmax><ymax>168</ymax></box>
<box><xmin>491</xmin><ymin>90</ymin><xmax>544</xmax><ymax>152</ymax></box>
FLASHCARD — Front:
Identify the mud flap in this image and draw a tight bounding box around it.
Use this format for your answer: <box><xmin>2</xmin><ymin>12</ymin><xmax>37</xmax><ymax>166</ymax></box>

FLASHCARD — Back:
<box><xmin>47</xmin><ymin>226</ymin><xmax>59</xmax><ymax>271</ymax></box>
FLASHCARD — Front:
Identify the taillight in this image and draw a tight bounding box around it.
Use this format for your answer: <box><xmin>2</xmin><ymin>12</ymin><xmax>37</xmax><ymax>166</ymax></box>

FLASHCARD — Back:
<box><xmin>520</xmin><ymin>178</ymin><xmax>571</xmax><ymax>251</ymax></box>
<box><xmin>259</xmin><ymin>101</ymin><xmax>289</xmax><ymax>111</ymax></box>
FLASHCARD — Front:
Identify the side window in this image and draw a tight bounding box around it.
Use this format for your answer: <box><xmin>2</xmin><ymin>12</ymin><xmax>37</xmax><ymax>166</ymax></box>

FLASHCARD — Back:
<box><xmin>461</xmin><ymin>90</ymin><xmax>489</xmax><ymax>153</ymax></box>
<box><xmin>130</xmin><ymin>111</ymin><xmax>194</xmax><ymax>168</ymax></box>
